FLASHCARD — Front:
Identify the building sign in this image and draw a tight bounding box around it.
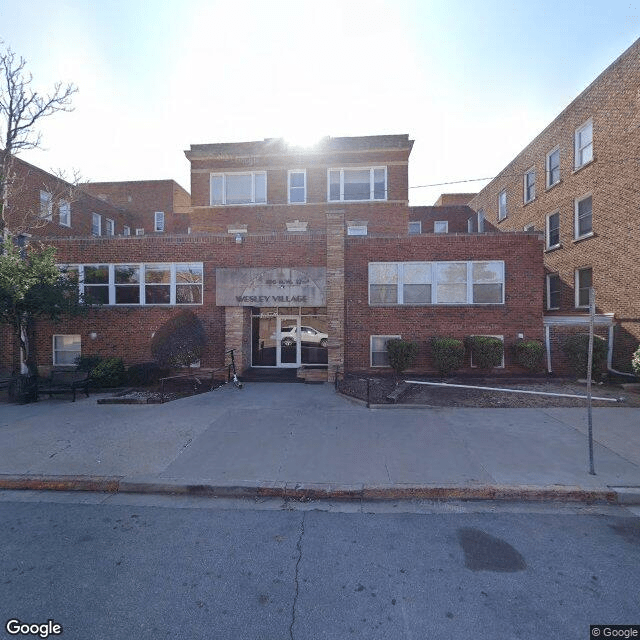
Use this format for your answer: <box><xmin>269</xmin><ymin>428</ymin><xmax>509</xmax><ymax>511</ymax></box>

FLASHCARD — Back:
<box><xmin>216</xmin><ymin>267</ymin><xmax>326</xmax><ymax>307</ymax></box>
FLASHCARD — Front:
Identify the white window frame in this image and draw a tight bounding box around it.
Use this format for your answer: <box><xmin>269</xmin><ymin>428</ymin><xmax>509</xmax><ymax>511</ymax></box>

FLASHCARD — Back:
<box><xmin>546</xmin><ymin>146</ymin><xmax>560</xmax><ymax>188</ymax></box>
<box><xmin>59</xmin><ymin>200</ymin><xmax>71</xmax><ymax>227</ymax></box>
<box><xmin>545</xmin><ymin>211</ymin><xmax>560</xmax><ymax>250</ymax></box>
<box><xmin>408</xmin><ymin>221</ymin><xmax>421</xmax><ymax>234</ymax></box>
<box><xmin>524</xmin><ymin>167</ymin><xmax>535</xmax><ymax>203</ymax></box>
<box><xmin>52</xmin><ymin>334</ymin><xmax>81</xmax><ymax>367</ymax></box>
<box><xmin>498</xmin><ymin>190</ymin><xmax>507</xmax><ymax>221</ymax></box>
<box><xmin>546</xmin><ymin>273</ymin><xmax>561</xmax><ymax>310</ymax></box>
<box><xmin>135</xmin><ymin>228</ymin><xmax>145</xmax><ymax>236</ymax></box>
<box><xmin>434</xmin><ymin>221</ymin><xmax>448</xmax><ymax>234</ymax></box>
<box><xmin>370</xmin><ymin>335</ymin><xmax>401</xmax><ymax>368</ymax></box>
<box><xmin>470</xmin><ymin>335</ymin><xmax>505</xmax><ymax>368</ymax></box>
<box><xmin>105</xmin><ymin>218</ymin><xmax>115</xmax><ymax>236</ymax></box>
<box><xmin>154</xmin><ymin>211</ymin><xmax>165</xmax><ymax>232</ymax></box>
<box><xmin>575</xmin><ymin>267</ymin><xmax>592</xmax><ymax>309</ymax></box>
<box><xmin>327</xmin><ymin>167</ymin><xmax>387</xmax><ymax>202</ymax></box>
<box><xmin>574</xmin><ymin>119</ymin><xmax>593</xmax><ymax>169</ymax></box>
<box><xmin>123</xmin><ymin>226</ymin><xmax>131</xmax><ymax>236</ymax></box>
<box><xmin>210</xmin><ymin>172</ymin><xmax>267</xmax><ymax>206</ymax></box>
<box><xmin>288</xmin><ymin>170</ymin><xmax>306</xmax><ymax>204</ymax></box>
<box><xmin>92</xmin><ymin>213</ymin><xmax>102</xmax><ymax>237</ymax></box>
<box><xmin>40</xmin><ymin>191</ymin><xmax>53</xmax><ymax>221</ymax></box>
<box><xmin>523</xmin><ymin>224</ymin><xmax>535</xmax><ymax>232</ymax></box>
<box><xmin>574</xmin><ymin>194</ymin><xmax>593</xmax><ymax>240</ymax></box>
<box><xmin>347</xmin><ymin>223</ymin><xmax>368</xmax><ymax>236</ymax></box>
<box><xmin>477</xmin><ymin>209</ymin><xmax>485</xmax><ymax>232</ymax></box>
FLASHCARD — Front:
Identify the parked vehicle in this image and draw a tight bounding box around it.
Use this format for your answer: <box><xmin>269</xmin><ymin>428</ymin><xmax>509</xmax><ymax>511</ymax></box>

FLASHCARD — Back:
<box><xmin>273</xmin><ymin>326</ymin><xmax>328</xmax><ymax>348</ymax></box>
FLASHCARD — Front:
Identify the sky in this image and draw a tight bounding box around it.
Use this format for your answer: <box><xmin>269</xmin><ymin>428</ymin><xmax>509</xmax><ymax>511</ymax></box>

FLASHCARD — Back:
<box><xmin>0</xmin><ymin>0</ymin><xmax>638</xmax><ymax>205</ymax></box>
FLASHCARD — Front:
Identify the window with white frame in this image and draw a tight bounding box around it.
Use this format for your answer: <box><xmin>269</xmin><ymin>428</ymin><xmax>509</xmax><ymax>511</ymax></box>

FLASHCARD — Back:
<box><xmin>546</xmin><ymin>211</ymin><xmax>560</xmax><ymax>249</ymax></box>
<box><xmin>105</xmin><ymin>219</ymin><xmax>115</xmax><ymax>236</ymax></box>
<box><xmin>288</xmin><ymin>171</ymin><xmax>306</xmax><ymax>204</ymax></box>
<box><xmin>523</xmin><ymin>224</ymin><xmax>535</xmax><ymax>232</ymax></box>
<box><xmin>347</xmin><ymin>223</ymin><xmax>368</xmax><ymax>236</ymax></box>
<box><xmin>123</xmin><ymin>226</ymin><xmax>131</xmax><ymax>236</ymax></box>
<box><xmin>408</xmin><ymin>221</ymin><xmax>422</xmax><ymax>235</ymax></box>
<box><xmin>575</xmin><ymin>195</ymin><xmax>593</xmax><ymax>239</ymax></box>
<box><xmin>53</xmin><ymin>335</ymin><xmax>81</xmax><ymax>366</ymax></box>
<box><xmin>470</xmin><ymin>335</ymin><xmax>505</xmax><ymax>368</ymax></box>
<box><xmin>91</xmin><ymin>213</ymin><xmax>101</xmax><ymax>236</ymax></box>
<box><xmin>328</xmin><ymin>167</ymin><xmax>386</xmax><ymax>202</ymax></box>
<box><xmin>498</xmin><ymin>190</ymin><xmax>507</xmax><ymax>221</ymax></box>
<box><xmin>477</xmin><ymin>209</ymin><xmax>485</xmax><ymax>232</ymax></box>
<box><xmin>135</xmin><ymin>228</ymin><xmax>144</xmax><ymax>236</ymax></box>
<box><xmin>546</xmin><ymin>147</ymin><xmax>560</xmax><ymax>187</ymax></box>
<box><xmin>369</xmin><ymin>261</ymin><xmax>504</xmax><ymax>305</ymax></box>
<box><xmin>524</xmin><ymin>168</ymin><xmax>535</xmax><ymax>203</ymax></box>
<box><xmin>69</xmin><ymin>263</ymin><xmax>203</xmax><ymax>306</ymax></box>
<box><xmin>40</xmin><ymin>191</ymin><xmax>53</xmax><ymax>221</ymax></box>
<box><xmin>154</xmin><ymin>211</ymin><xmax>165</xmax><ymax>232</ymax></box>
<box><xmin>546</xmin><ymin>273</ymin><xmax>561</xmax><ymax>310</ymax></box>
<box><xmin>370</xmin><ymin>335</ymin><xmax>401</xmax><ymax>367</ymax></box>
<box><xmin>59</xmin><ymin>200</ymin><xmax>70</xmax><ymax>227</ymax></box>
<box><xmin>434</xmin><ymin>221</ymin><xmax>448</xmax><ymax>233</ymax></box>
<box><xmin>575</xmin><ymin>120</ymin><xmax>593</xmax><ymax>169</ymax></box>
<box><xmin>575</xmin><ymin>267</ymin><xmax>592</xmax><ymax>308</ymax></box>
<box><xmin>210</xmin><ymin>172</ymin><xmax>267</xmax><ymax>205</ymax></box>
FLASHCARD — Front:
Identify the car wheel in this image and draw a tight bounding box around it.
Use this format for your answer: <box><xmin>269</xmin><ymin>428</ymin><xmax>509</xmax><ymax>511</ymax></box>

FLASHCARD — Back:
<box><xmin>282</xmin><ymin>337</ymin><xmax>294</xmax><ymax>347</ymax></box>
<box><xmin>320</xmin><ymin>338</ymin><xmax>328</xmax><ymax>348</ymax></box>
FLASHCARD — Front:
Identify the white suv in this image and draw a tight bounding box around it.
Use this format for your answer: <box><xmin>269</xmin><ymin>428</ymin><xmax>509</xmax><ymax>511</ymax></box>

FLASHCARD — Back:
<box><xmin>277</xmin><ymin>326</ymin><xmax>328</xmax><ymax>348</ymax></box>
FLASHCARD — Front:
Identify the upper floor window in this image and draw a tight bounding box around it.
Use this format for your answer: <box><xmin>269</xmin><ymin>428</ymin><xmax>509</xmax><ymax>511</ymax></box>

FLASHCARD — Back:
<box><xmin>40</xmin><ymin>191</ymin><xmax>53</xmax><ymax>221</ymax></box>
<box><xmin>546</xmin><ymin>273</ymin><xmax>561</xmax><ymax>310</ymax></box>
<box><xmin>575</xmin><ymin>267</ymin><xmax>593</xmax><ymax>308</ymax></box>
<box><xmin>154</xmin><ymin>211</ymin><xmax>165</xmax><ymax>232</ymax></box>
<box><xmin>328</xmin><ymin>167</ymin><xmax>386</xmax><ymax>202</ymax></box>
<box><xmin>546</xmin><ymin>212</ymin><xmax>560</xmax><ymax>249</ymax></box>
<box><xmin>288</xmin><ymin>171</ymin><xmax>306</xmax><ymax>204</ymax></box>
<box><xmin>123</xmin><ymin>226</ymin><xmax>131</xmax><ymax>236</ymax></box>
<box><xmin>105</xmin><ymin>219</ymin><xmax>115</xmax><ymax>236</ymax></box>
<box><xmin>498</xmin><ymin>190</ymin><xmax>507</xmax><ymax>221</ymax></box>
<box><xmin>92</xmin><ymin>213</ymin><xmax>101</xmax><ymax>236</ymax></box>
<box><xmin>408</xmin><ymin>221</ymin><xmax>421</xmax><ymax>234</ymax></box>
<box><xmin>524</xmin><ymin>168</ymin><xmax>535</xmax><ymax>203</ymax></box>
<box><xmin>210</xmin><ymin>172</ymin><xmax>267</xmax><ymax>205</ymax></box>
<box><xmin>477</xmin><ymin>209</ymin><xmax>485</xmax><ymax>232</ymax></box>
<box><xmin>575</xmin><ymin>195</ymin><xmax>593</xmax><ymax>239</ymax></box>
<box><xmin>575</xmin><ymin>120</ymin><xmax>593</xmax><ymax>169</ymax></box>
<box><xmin>59</xmin><ymin>200</ymin><xmax>71</xmax><ymax>227</ymax></box>
<box><xmin>546</xmin><ymin>147</ymin><xmax>560</xmax><ymax>187</ymax></box>
<box><xmin>434</xmin><ymin>221</ymin><xmax>448</xmax><ymax>233</ymax></box>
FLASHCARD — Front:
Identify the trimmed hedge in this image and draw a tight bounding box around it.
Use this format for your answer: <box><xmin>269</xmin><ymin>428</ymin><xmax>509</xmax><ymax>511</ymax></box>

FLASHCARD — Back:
<box><xmin>633</xmin><ymin>345</ymin><xmax>640</xmax><ymax>377</ymax></box>
<box><xmin>562</xmin><ymin>333</ymin><xmax>608</xmax><ymax>379</ymax></box>
<box><xmin>151</xmin><ymin>310</ymin><xmax>206</xmax><ymax>367</ymax></box>
<box><xmin>464</xmin><ymin>336</ymin><xmax>504</xmax><ymax>370</ymax></box>
<box><xmin>386</xmin><ymin>339</ymin><xmax>419</xmax><ymax>377</ymax></box>
<box><xmin>513</xmin><ymin>340</ymin><xmax>545</xmax><ymax>372</ymax></box>
<box><xmin>76</xmin><ymin>355</ymin><xmax>125</xmax><ymax>387</ymax></box>
<box><xmin>430</xmin><ymin>337</ymin><xmax>465</xmax><ymax>377</ymax></box>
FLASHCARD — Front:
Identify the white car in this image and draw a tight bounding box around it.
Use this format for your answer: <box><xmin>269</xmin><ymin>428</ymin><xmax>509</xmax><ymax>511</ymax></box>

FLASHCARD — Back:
<box><xmin>275</xmin><ymin>326</ymin><xmax>328</xmax><ymax>348</ymax></box>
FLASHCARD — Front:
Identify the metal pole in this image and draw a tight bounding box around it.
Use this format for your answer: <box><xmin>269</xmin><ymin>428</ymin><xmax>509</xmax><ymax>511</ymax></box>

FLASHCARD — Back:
<box><xmin>587</xmin><ymin>287</ymin><xmax>596</xmax><ymax>475</ymax></box>
<box><xmin>366</xmin><ymin>378</ymin><xmax>370</xmax><ymax>409</ymax></box>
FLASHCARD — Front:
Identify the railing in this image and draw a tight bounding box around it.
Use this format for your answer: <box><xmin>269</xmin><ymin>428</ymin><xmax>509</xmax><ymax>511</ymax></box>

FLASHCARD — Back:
<box><xmin>335</xmin><ymin>368</ymin><xmax>373</xmax><ymax>408</ymax></box>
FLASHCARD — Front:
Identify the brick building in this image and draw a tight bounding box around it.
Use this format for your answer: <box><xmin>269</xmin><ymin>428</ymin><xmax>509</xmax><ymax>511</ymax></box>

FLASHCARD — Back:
<box><xmin>3</xmin><ymin>134</ymin><xmax>545</xmax><ymax>381</ymax></box>
<box><xmin>469</xmin><ymin>37</ymin><xmax>640</xmax><ymax>373</ymax></box>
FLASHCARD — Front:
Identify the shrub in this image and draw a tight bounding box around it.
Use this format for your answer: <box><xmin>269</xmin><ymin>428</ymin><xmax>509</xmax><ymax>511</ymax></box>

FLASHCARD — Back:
<box><xmin>562</xmin><ymin>333</ymin><xmax>608</xmax><ymax>379</ymax></box>
<box><xmin>464</xmin><ymin>336</ymin><xmax>504</xmax><ymax>370</ymax></box>
<box><xmin>386</xmin><ymin>339</ymin><xmax>419</xmax><ymax>378</ymax></box>
<box><xmin>633</xmin><ymin>345</ymin><xmax>640</xmax><ymax>377</ymax></box>
<box><xmin>90</xmin><ymin>357</ymin><xmax>125</xmax><ymax>388</ymax></box>
<box><xmin>513</xmin><ymin>340</ymin><xmax>545</xmax><ymax>372</ymax></box>
<box><xmin>126</xmin><ymin>362</ymin><xmax>171</xmax><ymax>387</ymax></box>
<box><xmin>151</xmin><ymin>310</ymin><xmax>207</xmax><ymax>368</ymax></box>
<box><xmin>430</xmin><ymin>337</ymin><xmax>465</xmax><ymax>377</ymax></box>
<box><xmin>75</xmin><ymin>355</ymin><xmax>103</xmax><ymax>373</ymax></box>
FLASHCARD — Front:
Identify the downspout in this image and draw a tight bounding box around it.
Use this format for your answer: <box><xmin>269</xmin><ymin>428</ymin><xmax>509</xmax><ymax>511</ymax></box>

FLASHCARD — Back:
<box><xmin>545</xmin><ymin>324</ymin><xmax>552</xmax><ymax>373</ymax></box>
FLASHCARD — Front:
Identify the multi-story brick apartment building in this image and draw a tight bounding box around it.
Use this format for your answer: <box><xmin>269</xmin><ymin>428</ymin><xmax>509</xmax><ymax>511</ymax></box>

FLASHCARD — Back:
<box><xmin>469</xmin><ymin>37</ymin><xmax>640</xmax><ymax>373</ymax></box>
<box><xmin>6</xmin><ymin>134</ymin><xmax>544</xmax><ymax>381</ymax></box>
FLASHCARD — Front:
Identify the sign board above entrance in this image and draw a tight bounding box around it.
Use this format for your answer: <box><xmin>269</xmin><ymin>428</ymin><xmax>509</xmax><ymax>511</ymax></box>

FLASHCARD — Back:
<box><xmin>216</xmin><ymin>267</ymin><xmax>327</xmax><ymax>307</ymax></box>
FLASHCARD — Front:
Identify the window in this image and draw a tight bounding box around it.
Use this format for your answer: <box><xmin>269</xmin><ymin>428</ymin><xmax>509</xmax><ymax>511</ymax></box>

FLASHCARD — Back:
<box><xmin>575</xmin><ymin>267</ymin><xmax>593</xmax><ymax>308</ymax></box>
<box><xmin>175</xmin><ymin>263</ymin><xmax>203</xmax><ymax>304</ymax></box>
<box><xmin>210</xmin><ymin>172</ymin><xmax>267</xmax><ymax>205</ymax></box>
<box><xmin>546</xmin><ymin>147</ymin><xmax>560</xmax><ymax>187</ymax></box>
<box><xmin>123</xmin><ymin>226</ymin><xmax>131</xmax><ymax>236</ymax></box>
<box><xmin>83</xmin><ymin>265</ymin><xmax>110</xmax><ymax>304</ymax></box>
<box><xmin>347</xmin><ymin>223</ymin><xmax>368</xmax><ymax>236</ymax></box>
<box><xmin>498</xmin><ymin>190</ymin><xmax>507</xmax><ymax>221</ymax></box>
<box><xmin>92</xmin><ymin>213</ymin><xmax>101</xmax><ymax>236</ymax></box>
<box><xmin>135</xmin><ymin>228</ymin><xmax>144</xmax><ymax>236</ymax></box>
<box><xmin>575</xmin><ymin>120</ymin><xmax>593</xmax><ymax>169</ymax></box>
<box><xmin>546</xmin><ymin>212</ymin><xmax>560</xmax><ymax>249</ymax></box>
<box><xmin>145</xmin><ymin>263</ymin><xmax>171</xmax><ymax>304</ymax></box>
<box><xmin>40</xmin><ymin>191</ymin><xmax>53</xmax><ymax>221</ymax></box>
<box><xmin>408</xmin><ymin>221</ymin><xmax>422</xmax><ymax>234</ymax></box>
<box><xmin>371</xmin><ymin>335</ymin><xmax>401</xmax><ymax>367</ymax></box>
<box><xmin>369</xmin><ymin>261</ymin><xmax>504</xmax><ymax>305</ymax></box>
<box><xmin>328</xmin><ymin>167</ymin><xmax>386</xmax><ymax>202</ymax></box>
<box><xmin>546</xmin><ymin>273</ymin><xmax>561</xmax><ymax>310</ymax></box>
<box><xmin>105</xmin><ymin>219</ymin><xmax>115</xmax><ymax>236</ymax></box>
<box><xmin>477</xmin><ymin>209</ymin><xmax>485</xmax><ymax>232</ymax></box>
<box><xmin>467</xmin><ymin>218</ymin><xmax>474</xmax><ymax>233</ymax></box>
<box><xmin>524</xmin><ymin>168</ymin><xmax>535</xmax><ymax>203</ymax></box>
<box><xmin>154</xmin><ymin>211</ymin><xmax>165</xmax><ymax>232</ymax></box>
<box><xmin>575</xmin><ymin>195</ymin><xmax>593</xmax><ymax>239</ymax></box>
<box><xmin>115</xmin><ymin>265</ymin><xmax>140</xmax><ymax>304</ymax></box>
<box><xmin>59</xmin><ymin>200</ymin><xmax>70</xmax><ymax>227</ymax></box>
<box><xmin>434</xmin><ymin>221</ymin><xmax>448</xmax><ymax>233</ymax></box>
<box><xmin>523</xmin><ymin>224</ymin><xmax>535</xmax><ymax>232</ymax></box>
<box><xmin>288</xmin><ymin>171</ymin><xmax>306</xmax><ymax>204</ymax></box>
<box><xmin>470</xmin><ymin>336</ymin><xmax>505</xmax><ymax>368</ymax></box>
<box><xmin>53</xmin><ymin>335</ymin><xmax>81</xmax><ymax>366</ymax></box>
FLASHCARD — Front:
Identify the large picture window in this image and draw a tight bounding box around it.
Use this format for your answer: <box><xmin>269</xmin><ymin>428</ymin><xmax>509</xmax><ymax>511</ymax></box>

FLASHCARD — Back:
<box><xmin>210</xmin><ymin>172</ymin><xmax>267</xmax><ymax>205</ymax></box>
<box><xmin>369</xmin><ymin>261</ymin><xmax>504</xmax><ymax>305</ymax></box>
<box><xmin>328</xmin><ymin>167</ymin><xmax>386</xmax><ymax>202</ymax></box>
<box><xmin>53</xmin><ymin>335</ymin><xmax>81</xmax><ymax>366</ymax></box>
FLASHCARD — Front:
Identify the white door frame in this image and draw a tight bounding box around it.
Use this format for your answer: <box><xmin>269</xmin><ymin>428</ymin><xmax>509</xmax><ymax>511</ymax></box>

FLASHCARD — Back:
<box><xmin>277</xmin><ymin>315</ymin><xmax>301</xmax><ymax>367</ymax></box>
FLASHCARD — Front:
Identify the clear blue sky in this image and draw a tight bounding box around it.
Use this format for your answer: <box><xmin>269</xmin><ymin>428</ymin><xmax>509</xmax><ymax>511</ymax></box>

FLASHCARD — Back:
<box><xmin>1</xmin><ymin>0</ymin><xmax>638</xmax><ymax>204</ymax></box>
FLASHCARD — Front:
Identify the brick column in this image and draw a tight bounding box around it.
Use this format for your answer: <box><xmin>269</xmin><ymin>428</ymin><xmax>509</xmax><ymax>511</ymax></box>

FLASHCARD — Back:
<box><xmin>326</xmin><ymin>210</ymin><xmax>345</xmax><ymax>382</ymax></box>
<box><xmin>224</xmin><ymin>306</ymin><xmax>252</xmax><ymax>373</ymax></box>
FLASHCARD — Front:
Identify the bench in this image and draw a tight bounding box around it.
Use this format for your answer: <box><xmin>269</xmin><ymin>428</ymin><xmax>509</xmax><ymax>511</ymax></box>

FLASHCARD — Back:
<box><xmin>38</xmin><ymin>370</ymin><xmax>90</xmax><ymax>402</ymax></box>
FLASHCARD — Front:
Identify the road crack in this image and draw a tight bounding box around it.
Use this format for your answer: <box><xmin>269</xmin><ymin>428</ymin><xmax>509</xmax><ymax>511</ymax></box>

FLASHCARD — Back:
<box><xmin>290</xmin><ymin>511</ymin><xmax>306</xmax><ymax>640</ymax></box>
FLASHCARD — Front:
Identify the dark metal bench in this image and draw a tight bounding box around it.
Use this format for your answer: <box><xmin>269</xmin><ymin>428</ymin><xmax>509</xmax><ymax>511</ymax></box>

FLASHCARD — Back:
<box><xmin>38</xmin><ymin>370</ymin><xmax>90</xmax><ymax>402</ymax></box>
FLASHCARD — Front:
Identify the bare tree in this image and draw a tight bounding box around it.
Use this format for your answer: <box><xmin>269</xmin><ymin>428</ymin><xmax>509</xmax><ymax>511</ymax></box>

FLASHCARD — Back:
<box><xmin>0</xmin><ymin>45</ymin><xmax>78</xmax><ymax>240</ymax></box>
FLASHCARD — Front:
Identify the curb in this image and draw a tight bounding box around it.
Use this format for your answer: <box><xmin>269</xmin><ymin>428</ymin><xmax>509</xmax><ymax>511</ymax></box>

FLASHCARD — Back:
<box><xmin>0</xmin><ymin>474</ymin><xmax>632</xmax><ymax>504</ymax></box>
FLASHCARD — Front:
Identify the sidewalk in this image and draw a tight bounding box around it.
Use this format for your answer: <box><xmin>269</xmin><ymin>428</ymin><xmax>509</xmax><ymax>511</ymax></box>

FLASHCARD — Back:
<box><xmin>1</xmin><ymin>382</ymin><xmax>639</xmax><ymax>503</ymax></box>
